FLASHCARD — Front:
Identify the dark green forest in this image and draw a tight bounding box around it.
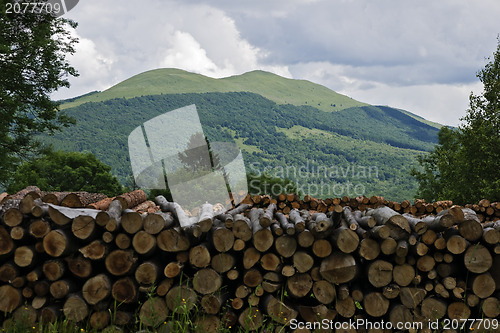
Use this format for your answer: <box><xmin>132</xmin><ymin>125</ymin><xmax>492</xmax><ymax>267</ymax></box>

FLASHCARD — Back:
<box><xmin>41</xmin><ymin>92</ymin><xmax>439</xmax><ymax>201</ymax></box>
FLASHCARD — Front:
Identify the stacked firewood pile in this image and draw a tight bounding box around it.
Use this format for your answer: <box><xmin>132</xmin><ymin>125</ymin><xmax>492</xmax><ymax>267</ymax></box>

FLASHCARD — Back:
<box><xmin>0</xmin><ymin>187</ymin><xmax>499</xmax><ymax>332</ymax></box>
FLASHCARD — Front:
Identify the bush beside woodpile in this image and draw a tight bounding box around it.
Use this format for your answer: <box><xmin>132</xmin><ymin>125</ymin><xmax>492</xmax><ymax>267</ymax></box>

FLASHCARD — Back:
<box><xmin>0</xmin><ymin>187</ymin><xmax>499</xmax><ymax>332</ymax></box>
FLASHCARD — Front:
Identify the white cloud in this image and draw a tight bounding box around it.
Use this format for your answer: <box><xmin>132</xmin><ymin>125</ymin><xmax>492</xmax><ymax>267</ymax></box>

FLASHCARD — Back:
<box><xmin>51</xmin><ymin>0</ymin><xmax>498</xmax><ymax>127</ymax></box>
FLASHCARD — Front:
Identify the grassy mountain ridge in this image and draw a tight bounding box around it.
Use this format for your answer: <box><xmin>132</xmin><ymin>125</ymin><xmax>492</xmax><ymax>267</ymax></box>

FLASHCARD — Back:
<box><xmin>60</xmin><ymin>68</ymin><xmax>368</xmax><ymax>112</ymax></box>
<box><xmin>43</xmin><ymin>91</ymin><xmax>438</xmax><ymax>201</ymax></box>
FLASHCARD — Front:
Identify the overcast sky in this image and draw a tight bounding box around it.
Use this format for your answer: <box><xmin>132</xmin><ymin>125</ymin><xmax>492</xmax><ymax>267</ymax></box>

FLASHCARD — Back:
<box><xmin>53</xmin><ymin>0</ymin><xmax>500</xmax><ymax>126</ymax></box>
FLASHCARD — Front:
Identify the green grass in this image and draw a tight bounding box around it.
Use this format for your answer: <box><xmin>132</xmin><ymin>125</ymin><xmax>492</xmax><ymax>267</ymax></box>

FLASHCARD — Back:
<box><xmin>60</xmin><ymin>68</ymin><xmax>368</xmax><ymax>111</ymax></box>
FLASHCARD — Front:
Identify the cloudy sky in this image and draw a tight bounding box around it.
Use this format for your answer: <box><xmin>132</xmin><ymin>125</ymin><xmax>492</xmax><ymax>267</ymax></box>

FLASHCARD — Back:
<box><xmin>53</xmin><ymin>0</ymin><xmax>500</xmax><ymax>126</ymax></box>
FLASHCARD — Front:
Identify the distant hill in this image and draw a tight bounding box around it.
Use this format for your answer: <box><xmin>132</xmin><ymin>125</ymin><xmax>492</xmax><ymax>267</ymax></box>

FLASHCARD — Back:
<box><xmin>60</xmin><ymin>68</ymin><xmax>368</xmax><ymax>112</ymax></box>
<box><xmin>43</xmin><ymin>68</ymin><xmax>441</xmax><ymax>201</ymax></box>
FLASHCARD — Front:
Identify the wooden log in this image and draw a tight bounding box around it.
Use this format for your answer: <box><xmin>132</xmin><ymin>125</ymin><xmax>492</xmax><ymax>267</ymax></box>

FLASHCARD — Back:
<box><xmin>421</xmin><ymin>212</ymin><xmax>455</xmax><ymax>231</ymax></box>
<box><xmin>262</xmin><ymin>272</ymin><xmax>282</xmax><ymax>293</ymax></box>
<box><xmin>165</xmin><ymin>286</ymin><xmax>197</xmax><ymax>311</ymax></box>
<box><xmin>363</xmin><ymin>292</ymin><xmax>389</xmax><ymax>317</ymax></box>
<box><xmin>0</xmin><ymin>263</ymin><xmax>18</xmax><ymax>283</ymax></box>
<box><xmin>330</xmin><ymin>224</ymin><xmax>359</xmax><ymax>254</ymax></box>
<box><xmin>197</xmin><ymin>202</ymin><xmax>214</xmax><ymax>232</ymax></box>
<box><xmin>243</xmin><ymin>269</ymin><xmax>263</xmax><ymax>288</ymax></box>
<box><xmin>380</xmin><ymin>237</ymin><xmax>397</xmax><ymax>255</ymax></box>
<box><xmin>383</xmin><ymin>284</ymin><xmax>400</xmax><ymax>299</ymax></box>
<box><xmin>275</xmin><ymin>212</ymin><xmax>295</xmax><ymax>235</ymax></box>
<box><xmin>471</xmin><ymin>273</ymin><xmax>496</xmax><ymax>299</ymax></box>
<box><xmin>0</xmin><ymin>285</ymin><xmax>22</xmax><ymax>313</ymax></box>
<box><xmin>193</xmin><ymin>268</ymin><xmax>222</xmax><ymax>294</ymax></box>
<box><xmin>120</xmin><ymin>210</ymin><xmax>143</xmax><ymax>234</ymax></box>
<box><xmin>464</xmin><ymin>244</ymin><xmax>492</xmax><ymax>273</ymax></box>
<box><xmin>481</xmin><ymin>297</ymin><xmax>500</xmax><ymax>318</ymax></box>
<box><xmin>0</xmin><ymin>226</ymin><xmax>15</xmax><ymax>259</ymax></box>
<box><xmin>115</xmin><ymin>233</ymin><xmax>131</xmax><ymax>249</ymax></box>
<box><xmin>447</xmin><ymin>302</ymin><xmax>471</xmax><ymax>320</ymax></box>
<box><xmin>335</xmin><ymin>296</ymin><xmax>356</xmax><ymax>318</ymax></box>
<box><xmin>42</xmin><ymin>260</ymin><xmax>65</xmax><ymax>281</ymax></box>
<box><xmin>260</xmin><ymin>252</ymin><xmax>281</xmax><ymax>271</ymax></box>
<box><xmin>259</xmin><ymin>203</ymin><xmax>276</xmax><ymax>228</ymax></box>
<box><xmin>3</xmin><ymin>207</ymin><xmax>23</xmax><ymax>227</ymax></box>
<box><xmin>201</xmin><ymin>292</ymin><xmax>227</xmax><ymax>315</ymax></box>
<box><xmin>63</xmin><ymin>294</ymin><xmax>89</xmax><ymax>322</ymax></box>
<box><xmin>420</xmin><ymin>297</ymin><xmax>447</xmax><ymax>319</ymax></box>
<box><xmin>358</xmin><ymin>238</ymin><xmax>380</xmax><ymax>261</ymax></box>
<box><xmin>71</xmin><ymin>215</ymin><xmax>96</xmax><ymax>241</ymax></box>
<box><xmin>312</xmin><ymin>239</ymin><xmax>332</xmax><ymax>258</ymax></box>
<box><xmin>3</xmin><ymin>186</ymin><xmax>41</xmax><ymax>202</ymax></box>
<box><xmin>135</xmin><ymin>261</ymin><xmax>160</xmax><ymax>285</ymax></box>
<box><xmin>320</xmin><ymin>252</ymin><xmax>357</xmax><ymax>284</ymax></box>
<box><xmin>446</xmin><ymin>234</ymin><xmax>469</xmax><ymax>254</ymax></box>
<box><xmin>285</xmin><ymin>272</ymin><xmax>312</xmax><ymax>298</ymax></box>
<box><xmin>43</xmin><ymin>229</ymin><xmax>76</xmax><ymax>257</ymax></box>
<box><xmin>111</xmin><ymin>277</ymin><xmax>137</xmax><ymax>303</ymax></box>
<box><xmin>139</xmin><ymin>297</ymin><xmax>168</xmax><ymax>327</ymax></box>
<box><xmin>189</xmin><ymin>243</ymin><xmax>211</xmax><ymax>268</ymax></box>
<box><xmin>311</xmin><ymin>212</ymin><xmax>333</xmax><ymax>233</ymax></box>
<box><xmin>232</xmin><ymin>214</ymin><xmax>253</xmax><ymax>241</ymax></box>
<box><xmin>289</xmin><ymin>209</ymin><xmax>306</xmax><ymax>232</ymax></box>
<box><xmin>66</xmin><ymin>255</ymin><xmax>92</xmax><ymax>278</ymax></box>
<box><xmin>115</xmin><ymin>190</ymin><xmax>147</xmax><ymax>210</ymax></box>
<box><xmin>366</xmin><ymin>206</ymin><xmax>411</xmax><ymax>240</ymax></box>
<box><xmin>238</xmin><ymin>307</ymin><xmax>264</xmax><ymax>331</ymax></box>
<box><xmin>28</xmin><ymin>219</ymin><xmax>51</xmax><ymax>239</ymax></box>
<box><xmin>96</xmin><ymin>199</ymin><xmax>123</xmax><ymax>227</ymax></box>
<box><xmin>163</xmin><ymin>262</ymin><xmax>183</xmax><ymax>278</ymax></box>
<box><xmin>262</xmin><ymin>294</ymin><xmax>298</xmax><ymax>324</ymax></box>
<box><xmin>155</xmin><ymin>195</ymin><xmax>193</xmax><ymax>228</ymax></box>
<box><xmin>389</xmin><ymin>304</ymin><xmax>413</xmax><ymax>328</ymax></box>
<box><xmin>31</xmin><ymin>199</ymin><xmax>49</xmax><ymax>218</ymax></box>
<box><xmin>79</xmin><ymin>240</ymin><xmax>107</xmax><ymax>260</ymax></box>
<box><xmin>416</xmin><ymin>255</ymin><xmax>435</xmax><ymax>272</ymax></box>
<box><xmin>342</xmin><ymin>206</ymin><xmax>359</xmax><ymax>231</ymax></box>
<box><xmin>399</xmin><ymin>287</ymin><xmax>426</xmax><ymax>309</ymax></box>
<box><xmin>211</xmin><ymin>253</ymin><xmax>235</xmax><ymax>273</ymax></box>
<box><xmin>212</xmin><ymin>226</ymin><xmax>235</xmax><ymax>253</ymax></box>
<box><xmin>297</xmin><ymin>230</ymin><xmax>314</xmax><ymax>248</ymax></box>
<box><xmin>105</xmin><ymin>250</ymin><xmax>137</xmax><ymax>276</ymax></box>
<box><xmin>49</xmin><ymin>279</ymin><xmax>75</xmax><ymax>299</ymax></box>
<box><xmin>13</xmin><ymin>245</ymin><xmax>36</xmax><ymax>268</ymax></box>
<box><xmin>60</xmin><ymin>192</ymin><xmax>107</xmax><ymax>208</ymax></box>
<box><xmin>250</xmin><ymin>209</ymin><xmax>273</xmax><ymax>252</ymax></box>
<box><xmin>157</xmin><ymin>228</ymin><xmax>190</xmax><ymax>252</ymax></box>
<box><xmin>392</xmin><ymin>264</ymin><xmax>415</xmax><ymax>287</ymax></box>
<box><xmin>293</xmin><ymin>251</ymin><xmax>314</xmax><ymax>273</ymax></box>
<box><xmin>367</xmin><ymin>260</ymin><xmax>393</xmax><ymax>288</ymax></box>
<box><xmin>312</xmin><ymin>280</ymin><xmax>336</xmax><ymax>304</ymax></box>
<box><xmin>89</xmin><ymin>311</ymin><xmax>110</xmax><ymax>330</ymax></box>
<box><xmin>275</xmin><ymin>235</ymin><xmax>297</xmax><ymax>258</ymax></box>
<box><xmin>132</xmin><ymin>230</ymin><xmax>156</xmax><ymax>256</ymax></box>
<box><xmin>143</xmin><ymin>212</ymin><xmax>174</xmax><ymax>235</ymax></box>
<box><xmin>82</xmin><ymin>274</ymin><xmax>111</xmax><ymax>305</ymax></box>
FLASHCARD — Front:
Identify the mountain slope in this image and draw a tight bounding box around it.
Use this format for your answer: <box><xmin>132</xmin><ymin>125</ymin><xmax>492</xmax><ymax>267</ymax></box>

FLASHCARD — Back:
<box><xmin>45</xmin><ymin>91</ymin><xmax>438</xmax><ymax>201</ymax></box>
<box><xmin>61</xmin><ymin>68</ymin><xmax>368</xmax><ymax>112</ymax></box>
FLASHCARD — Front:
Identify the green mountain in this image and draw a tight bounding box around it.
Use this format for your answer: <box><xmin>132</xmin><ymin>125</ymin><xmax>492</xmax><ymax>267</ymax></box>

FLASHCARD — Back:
<box><xmin>43</xmin><ymin>69</ymin><xmax>440</xmax><ymax>201</ymax></box>
<box><xmin>61</xmin><ymin>68</ymin><xmax>368</xmax><ymax>112</ymax></box>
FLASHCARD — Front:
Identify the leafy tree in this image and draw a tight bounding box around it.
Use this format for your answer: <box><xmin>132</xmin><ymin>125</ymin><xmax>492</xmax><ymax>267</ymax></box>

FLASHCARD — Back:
<box><xmin>0</xmin><ymin>1</ymin><xmax>78</xmax><ymax>184</ymax></box>
<box><xmin>7</xmin><ymin>150</ymin><xmax>124</xmax><ymax>197</ymax></box>
<box><xmin>412</xmin><ymin>39</ymin><xmax>500</xmax><ymax>204</ymax></box>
